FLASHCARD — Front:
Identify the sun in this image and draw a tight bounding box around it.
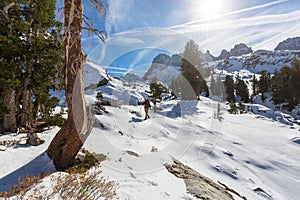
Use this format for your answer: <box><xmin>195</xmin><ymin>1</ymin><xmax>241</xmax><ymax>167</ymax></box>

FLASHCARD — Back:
<box><xmin>197</xmin><ymin>0</ymin><xmax>224</xmax><ymax>19</ymax></box>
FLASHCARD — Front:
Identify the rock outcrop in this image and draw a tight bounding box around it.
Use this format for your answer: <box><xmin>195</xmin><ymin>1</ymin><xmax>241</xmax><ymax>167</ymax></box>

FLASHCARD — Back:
<box><xmin>121</xmin><ymin>73</ymin><xmax>141</xmax><ymax>83</ymax></box>
<box><xmin>143</xmin><ymin>54</ymin><xmax>181</xmax><ymax>85</ymax></box>
<box><xmin>165</xmin><ymin>158</ymin><xmax>239</xmax><ymax>200</ymax></box>
<box><xmin>275</xmin><ymin>37</ymin><xmax>300</xmax><ymax>51</ymax></box>
<box><xmin>218</xmin><ymin>43</ymin><xmax>253</xmax><ymax>59</ymax></box>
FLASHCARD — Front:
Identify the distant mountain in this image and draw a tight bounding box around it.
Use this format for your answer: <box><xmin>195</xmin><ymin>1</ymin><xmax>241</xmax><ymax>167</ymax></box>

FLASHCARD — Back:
<box><xmin>212</xmin><ymin>50</ymin><xmax>300</xmax><ymax>73</ymax></box>
<box><xmin>275</xmin><ymin>37</ymin><xmax>300</xmax><ymax>51</ymax></box>
<box><xmin>218</xmin><ymin>43</ymin><xmax>253</xmax><ymax>59</ymax></box>
<box><xmin>142</xmin><ymin>38</ymin><xmax>300</xmax><ymax>85</ymax></box>
<box><xmin>200</xmin><ymin>50</ymin><xmax>217</xmax><ymax>62</ymax></box>
<box><xmin>143</xmin><ymin>54</ymin><xmax>181</xmax><ymax>85</ymax></box>
<box><xmin>121</xmin><ymin>73</ymin><xmax>141</xmax><ymax>83</ymax></box>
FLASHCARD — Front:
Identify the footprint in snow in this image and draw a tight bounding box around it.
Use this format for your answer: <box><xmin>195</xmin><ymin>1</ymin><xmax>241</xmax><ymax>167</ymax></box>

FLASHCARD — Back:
<box><xmin>292</xmin><ymin>137</ymin><xmax>300</xmax><ymax>145</ymax></box>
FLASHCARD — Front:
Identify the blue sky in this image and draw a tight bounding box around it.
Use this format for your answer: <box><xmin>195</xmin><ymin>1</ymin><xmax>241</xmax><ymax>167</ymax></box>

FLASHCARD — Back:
<box><xmin>77</xmin><ymin>0</ymin><xmax>300</xmax><ymax>77</ymax></box>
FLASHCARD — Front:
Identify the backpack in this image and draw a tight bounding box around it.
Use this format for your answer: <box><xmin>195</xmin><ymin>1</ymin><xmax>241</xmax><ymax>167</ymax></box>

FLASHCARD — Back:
<box><xmin>145</xmin><ymin>99</ymin><xmax>151</xmax><ymax>108</ymax></box>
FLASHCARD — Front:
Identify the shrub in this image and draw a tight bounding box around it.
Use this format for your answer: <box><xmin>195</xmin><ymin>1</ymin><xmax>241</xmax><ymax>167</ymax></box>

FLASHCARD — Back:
<box><xmin>67</xmin><ymin>149</ymin><xmax>107</xmax><ymax>174</ymax></box>
<box><xmin>43</xmin><ymin>113</ymin><xmax>66</xmax><ymax>127</ymax></box>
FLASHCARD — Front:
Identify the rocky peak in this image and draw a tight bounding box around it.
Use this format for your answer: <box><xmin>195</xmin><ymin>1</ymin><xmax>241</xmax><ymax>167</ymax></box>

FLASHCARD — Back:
<box><xmin>152</xmin><ymin>54</ymin><xmax>172</xmax><ymax>65</ymax></box>
<box><xmin>143</xmin><ymin>53</ymin><xmax>181</xmax><ymax>85</ymax></box>
<box><xmin>218</xmin><ymin>49</ymin><xmax>231</xmax><ymax>60</ymax></box>
<box><xmin>275</xmin><ymin>37</ymin><xmax>300</xmax><ymax>50</ymax></box>
<box><xmin>121</xmin><ymin>73</ymin><xmax>141</xmax><ymax>82</ymax></box>
<box><xmin>230</xmin><ymin>43</ymin><xmax>253</xmax><ymax>57</ymax></box>
<box><xmin>201</xmin><ymin>50</ymin><xmax>217</xmax><ymax>62</ymax></box>
<box><xmin>218</xmin><ymin>43</ymin><xmax>253</xmax><ymax>60</ymax></box>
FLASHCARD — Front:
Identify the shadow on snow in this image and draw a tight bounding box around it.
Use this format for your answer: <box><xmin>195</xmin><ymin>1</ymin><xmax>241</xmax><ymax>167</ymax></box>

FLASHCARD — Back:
<box><xmin>0</xmin><ymin>152</ymin><xmax>55</xmax><ymax>193</ymax></box>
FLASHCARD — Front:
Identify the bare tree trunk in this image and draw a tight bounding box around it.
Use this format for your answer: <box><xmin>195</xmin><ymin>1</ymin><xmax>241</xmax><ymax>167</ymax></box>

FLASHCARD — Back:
<box><xmin>19</xmin><ymin>76</ymin><xmax>33</xmax><ymax>129</ymax></box>
<box><xmin>47</xmin><ymin>0</ymin><xmax>94</xmax><ymax>171</ymax></box>
<box><xmin>2</xmin><ymin>88</ymin><xmax>17</xmax><ymax>132</ymax></box>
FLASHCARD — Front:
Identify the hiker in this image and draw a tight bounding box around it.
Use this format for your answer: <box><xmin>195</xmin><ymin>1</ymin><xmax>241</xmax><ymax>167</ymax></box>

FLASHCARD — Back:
<box><xmin>139</xmin><ymin>98</ymin><xmax>151</xmax><ymax>120</ymax></box>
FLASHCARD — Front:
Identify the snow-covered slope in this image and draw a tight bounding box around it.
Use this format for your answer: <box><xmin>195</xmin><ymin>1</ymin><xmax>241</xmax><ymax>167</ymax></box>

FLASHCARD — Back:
<box><xmin>1</xmin><ymin>61</ymin><xmax>300</xmax><ymax>200</ymax></box>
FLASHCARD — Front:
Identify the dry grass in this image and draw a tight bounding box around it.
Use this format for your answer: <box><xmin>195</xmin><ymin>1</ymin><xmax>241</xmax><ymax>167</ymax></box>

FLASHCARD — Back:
<box><xmin>0</xmin><ymin>173</ymin><xmax>47</xmax><ymax>199</ymax></box>
<box><xmin>0</xmin><ymin>170</ymin><xmax>118</xmax><ymax>200</ymax></box>
<box><xmin>55</xmin><ymin>171</ymin><xmax>118</xmax><ymax>200</ymax></box>
<box><xmin>0</xmin><ymin>149</ymin><xmax>117</xmax><ymax>199</ymax></box>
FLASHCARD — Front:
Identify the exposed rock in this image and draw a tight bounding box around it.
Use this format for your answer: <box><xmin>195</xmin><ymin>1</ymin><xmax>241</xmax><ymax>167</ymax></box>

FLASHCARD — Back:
<box><xmin>27</xmin><ymin>132</ymin><xmax>44</xmax><ymax>146</ymax></box>
<box><xmin>165</xmin><ymin>158</ymin><xmax>236</xmax><ymax>200</ymax></box>
<box><xmin>230</xmin><ymin>43</ymin><xmax>253</xmax><ymax>57</ymax></box>
<box><xmin>143</xmin><ymin>53</ymin><xmax>181</xmax><ymax>85</ymax></box>
<box><xmin>219</xmin><ymin>49</ymin><xmax>231</xmax><ymax>60</ymax></box>
<box><xmin>97</xmin><ymin>78</ymin><xmax>109</xmax><ymax>87</ymax></box>
<box><xmin>201</xmin><ymin>50</ymin><xmax>217</xmax><ymax>62</ymax></box>
<box><xmin>214</xmin><ymin>50</ymin><xmax>300</xmax><ymax>74</ymax></box>
<box><xmin>125</xmin><ymin>150</ymin><xmax>140</xmax><ymax>157</ymax></box>
<box><xmin>275</xmin><ymin>37</ymin><xmax>300</xmax><ymax>50</ymax></box>
<box><xmin>170</xmin><ymin>54</ymin><xmax>182</xmax><ymax>66</ymax></box>
<box><xmin>121</xmin><ymin>73</ymin><xmax>141</xmax><ymax>83</ymax></box>
<box><xmin>218</xmin><ymin>44</ymin><xmax>253</xmax><ymax>60</ymax></box>
<box><xmin>151</xmin><ymin>146</ymin><xmax>158</xmax><ymax>152</ymax></box>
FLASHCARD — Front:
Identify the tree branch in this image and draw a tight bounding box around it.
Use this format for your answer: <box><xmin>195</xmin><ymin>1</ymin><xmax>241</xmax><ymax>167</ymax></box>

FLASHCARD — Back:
<box><xmin>0</xmin><ymin>2</ymin><xmax>15</xmax><ymax>27</ymax></box>
<box><xmin>82</xmin><ymin>15</ymin><xmax>106</xmax><ymax>42</ymax></box>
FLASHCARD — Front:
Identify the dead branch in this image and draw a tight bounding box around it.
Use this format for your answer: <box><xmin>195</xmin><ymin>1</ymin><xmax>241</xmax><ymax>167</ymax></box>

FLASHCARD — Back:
<box><xmin>82</xmin><ymin>14</ymin><xmax>106</xmax><ymax>42</ymax></box>
<box><xmin>89</xmin><ymin>0</ymin><xmax>105</xmax><ymax>16</ymax></box>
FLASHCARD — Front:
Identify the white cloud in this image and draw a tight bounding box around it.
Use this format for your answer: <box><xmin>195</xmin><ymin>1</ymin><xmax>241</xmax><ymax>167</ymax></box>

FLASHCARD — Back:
<box><xmin>105</xmin><ymin>0</ymin><xmax>134</xmax><ymax>34</ymax></box>
<box><xmin>172</xmin><ymin>9</ymin><xmax>300</xmax><ymax>33</ymax></box>
<box><xmin>106</xmin><ymin>66</ymin><xmax>129</xmax><ymax>71</ymax></box>
<box><xmin>108</xmin><ymin>36</ymin><xmax>144</xmax><ymax>45</ymax></box>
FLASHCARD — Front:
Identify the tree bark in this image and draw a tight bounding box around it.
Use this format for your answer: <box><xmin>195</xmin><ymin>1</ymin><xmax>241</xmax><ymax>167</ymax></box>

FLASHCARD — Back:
<box><xmin>19</xmin><ymin>76</ymin><xmax>33</xmax><ymax>129</ymax></box>
<box><xmin>47</xmin><ymin>0</ymin><xmax>94</xmax><ymax>171</ymax></box>
<box><xmin>2</xmin><ymin>88</ymin><xmax>17</xmax><ymax>133</ymax></box>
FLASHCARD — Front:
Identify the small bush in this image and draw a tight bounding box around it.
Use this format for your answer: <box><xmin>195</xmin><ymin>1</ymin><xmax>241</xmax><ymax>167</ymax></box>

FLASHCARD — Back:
<box><xmin>43</xmin><ymin>113</ymin><xmax>66</xmax><ymax>127</ymax></box>
<box><xmin>67</xmin><ymin>149</ymin><xmax>107</xmax><ymax>174</ymax></box>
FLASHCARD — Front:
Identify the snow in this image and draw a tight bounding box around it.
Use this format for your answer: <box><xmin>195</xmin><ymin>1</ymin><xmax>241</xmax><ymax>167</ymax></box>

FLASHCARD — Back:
<box><xmin>1</xmin><ymin>62</ymin><xmax>300</xmax><ymax>199</ymax></box>
<box><xmin>0</xmin><ymin>127</ymin><xmax>59</xmax><ymax>192</ymax></box>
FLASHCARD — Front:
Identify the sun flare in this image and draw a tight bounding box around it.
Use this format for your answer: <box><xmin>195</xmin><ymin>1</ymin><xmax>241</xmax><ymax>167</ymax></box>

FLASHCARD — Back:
<box><xmin>197</xmin><ymin>0</ymin><xmax>224</xmax><ymax>19</ymax></box>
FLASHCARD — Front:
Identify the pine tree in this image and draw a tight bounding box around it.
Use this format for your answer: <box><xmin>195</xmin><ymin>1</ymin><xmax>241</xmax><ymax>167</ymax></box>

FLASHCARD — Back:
<box><xmin>252</xmin><ymin>74</ymin><xmax>258</xmax><ymax>95</ymax></box>
<box><xmin>271</xmin><ymin>61</ymin><xmax>300</xmax><ymax>110</ymax></box>
<box><xmin>258</xmin><ymin>70</ymin><xmax>271</xmax><ymax>102</ymax></box>
<box><xmin>181</xmin><ymin>40</ymin><xmax>208</xmax><ymax>100</ymax></box>
<box><xmin>224</xmin><ymin>75</ymin><xmax>235</xmax><ymax>102</ymax></box>
<box><xmin>237</xmin><ymin>102</ymin><xmax>245</xmax><ymax>114</ymax></box>
<box><xmin>228</xmin><ymin>100</ymin><xmax>237</xmax><ymax>114</ymax></box>
<box><xmin>235</xmin><ymin>75</ymin><xmax>249</xmax><ymax>103</ymax></box>
<box><xmin>0</xmin><ymin>1</ymin><xmax>24</xmax><ymax>132</ymax></box>
<box><xmin>290</xmin><ymin>60</ymin><xmax>300</xmax><ymax>107</ymax></box>
<box><xmin>0</xmin><ymin>1</ymin><xmax>64</xmax><ymax>132</ymax></box>
<box><xmin>150</xmin><ymin>78</ymin><xmax>167</xmax><ymax>112</ymax></box>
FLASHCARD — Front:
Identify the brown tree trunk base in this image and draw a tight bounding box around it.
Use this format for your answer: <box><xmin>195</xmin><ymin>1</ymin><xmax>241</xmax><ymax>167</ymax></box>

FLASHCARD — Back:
<box><xmin>47</xmin><ymin>117</ymin><xmax>83</xmax><ymax>171</ymax></box>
